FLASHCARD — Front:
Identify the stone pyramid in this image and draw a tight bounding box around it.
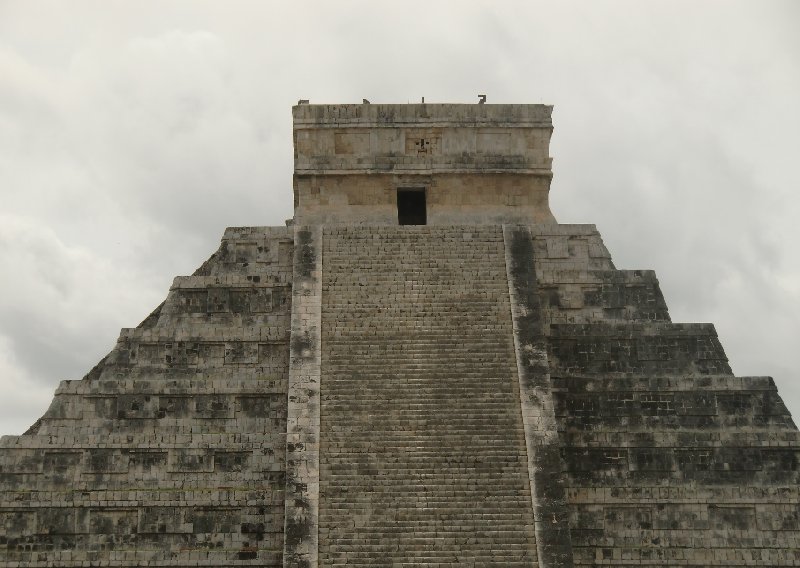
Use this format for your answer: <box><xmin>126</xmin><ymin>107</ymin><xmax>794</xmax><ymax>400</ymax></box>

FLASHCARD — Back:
<box><xmin>1</xmin><ymin>103</ymin><xmax>798</xmax><ymax>567</ymax></box>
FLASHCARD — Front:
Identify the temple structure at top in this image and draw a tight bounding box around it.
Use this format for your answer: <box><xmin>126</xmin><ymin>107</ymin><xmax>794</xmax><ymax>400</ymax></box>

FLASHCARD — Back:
<box><xmin>292</xmin><ymin>103</ymin><xmax>555</xmax><ymax>225</ymax></box>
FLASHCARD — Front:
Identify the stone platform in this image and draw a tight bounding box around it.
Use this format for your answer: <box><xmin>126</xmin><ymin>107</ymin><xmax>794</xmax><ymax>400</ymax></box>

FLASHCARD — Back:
<box><xmin>2</xmin><ymin>223</ymin><xmax>798</xmax><ymax>567</ymax></box>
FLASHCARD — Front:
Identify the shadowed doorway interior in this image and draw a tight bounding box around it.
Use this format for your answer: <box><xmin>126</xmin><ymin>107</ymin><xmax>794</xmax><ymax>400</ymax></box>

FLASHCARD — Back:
<box><xmin>397</xmin><ymin>189</ymin><xmax>426</xmax><ymax>225</ymax></box>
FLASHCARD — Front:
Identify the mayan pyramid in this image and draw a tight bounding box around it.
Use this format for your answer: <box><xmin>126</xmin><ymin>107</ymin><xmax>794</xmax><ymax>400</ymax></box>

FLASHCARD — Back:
<box><xmin>1</xmin><ymin>102</ymin><xmax>799</xmax><ymax>567</ymax></box>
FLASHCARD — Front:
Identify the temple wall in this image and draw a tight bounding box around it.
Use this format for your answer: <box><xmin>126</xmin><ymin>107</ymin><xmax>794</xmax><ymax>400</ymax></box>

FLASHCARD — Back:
<box><xmin>294</xmin><ymin>173</ymin><xmax>554</xmax><ymax>225</ymax></box>
<box><xmin>530</xmin><ymin>224</ymin><xmax>800</xmax><ymax>566</ymax></box>
<box><xmin>292</xmin><ymin>103</ymin><xmax>555</xmax><ymax>225</ymax></box>
<box><xmin>0</xmin><ymin>227</ymin><xmax>294</xmax><ymax>567</ymax></box>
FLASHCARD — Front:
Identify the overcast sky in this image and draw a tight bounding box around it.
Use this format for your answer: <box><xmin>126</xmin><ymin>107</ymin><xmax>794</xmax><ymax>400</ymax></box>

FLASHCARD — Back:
<box><xmin>0</xmin><ymin>1</ymin><xmax>798</xmax><ymax>434</ymax></box>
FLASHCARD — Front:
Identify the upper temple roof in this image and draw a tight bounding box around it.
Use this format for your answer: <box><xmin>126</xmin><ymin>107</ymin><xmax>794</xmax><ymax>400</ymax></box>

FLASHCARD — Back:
<box><xmin>292</xmin><ymin>103</ymin><xmax>553</xmax><ymax>128</ymax></box>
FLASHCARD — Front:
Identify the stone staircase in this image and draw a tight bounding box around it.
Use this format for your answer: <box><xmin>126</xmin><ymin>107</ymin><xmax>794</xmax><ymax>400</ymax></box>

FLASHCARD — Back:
<box><xmin>318</xmin><ymin>226</ymin><xmax>538</xmax><ymax>567</ymax></box>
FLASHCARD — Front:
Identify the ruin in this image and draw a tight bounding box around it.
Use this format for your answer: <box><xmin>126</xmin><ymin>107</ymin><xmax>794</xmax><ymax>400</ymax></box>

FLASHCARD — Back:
<box><xmin>1</xmin><ymin>102</ymin><xmax>799</xmax><ymax>567</ymax></box>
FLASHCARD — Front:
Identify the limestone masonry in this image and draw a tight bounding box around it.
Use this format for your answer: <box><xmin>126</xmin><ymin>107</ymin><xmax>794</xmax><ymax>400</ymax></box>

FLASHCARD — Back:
<box><xmin>1</xmin><ymin>103</ymin><xmax>799</xmax><ymax>567</ymax></box>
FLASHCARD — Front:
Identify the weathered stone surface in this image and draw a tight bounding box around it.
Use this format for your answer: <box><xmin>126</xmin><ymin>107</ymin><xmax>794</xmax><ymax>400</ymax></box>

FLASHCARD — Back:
<box><xmin>318</xmin><ymin>226</ymin><xmax>538</xmax><ymax>567</ymax></box>
<box><xmin>293</xmin><ymin>103</ymin><xmax>556</xmax><ymax>226</ymax></box>
<box><xmin>284</xmin><ymin>226</ymin><xmax>322</xmax><ymax>568</ymax></box>
<box><xmin>530</xmin><ymin>223</ymin><xmax>800</xmax><ymax>565</ymax></box>
<box><xmin>1</xmin><ymin>103</ymin><xmax>798</xmax><ymax>567</ymax></box>
<box><xmin>505</xmin><ymin>225</ymin><xmax>574</xmax><ymax>568</ymax></box>
<box><xmin>0</xmin><ymin>227</ymin><xmax>293</xmax><ymax>566</ymax></box>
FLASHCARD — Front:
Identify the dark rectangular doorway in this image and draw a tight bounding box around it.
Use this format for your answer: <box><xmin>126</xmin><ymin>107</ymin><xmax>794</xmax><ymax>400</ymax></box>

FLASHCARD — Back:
<box><xmin>397</xmin><ymin>189</ymin><xmax>426</xmax><ymax>225</ymax></box>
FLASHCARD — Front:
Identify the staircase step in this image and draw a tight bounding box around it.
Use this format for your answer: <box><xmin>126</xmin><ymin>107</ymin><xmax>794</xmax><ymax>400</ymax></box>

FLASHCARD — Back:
<box><xmin>318</xmin><ymin>227</ymin><xmax>536</xmax><ymax>565</ymax></box>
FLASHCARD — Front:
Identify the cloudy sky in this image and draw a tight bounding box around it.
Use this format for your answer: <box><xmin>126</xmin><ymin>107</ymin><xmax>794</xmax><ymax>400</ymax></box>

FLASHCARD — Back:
<box><xmin>0</xmin><ymin>1</ymin><xmax>798</xmax><ymax>434</ymax></box>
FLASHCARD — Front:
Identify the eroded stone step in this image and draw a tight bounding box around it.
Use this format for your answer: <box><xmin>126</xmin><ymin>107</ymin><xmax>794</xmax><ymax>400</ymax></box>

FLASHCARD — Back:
<box><xmin>319</xmin><ymin>227</ymin><xmax>536</xmax><ymax>564</ymax></box>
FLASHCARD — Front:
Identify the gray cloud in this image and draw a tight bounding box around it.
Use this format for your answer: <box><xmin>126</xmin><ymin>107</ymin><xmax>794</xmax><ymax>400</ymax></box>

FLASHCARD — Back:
<box><xmin>0</xmin><ymin>0</ymin><xmax>798</xmax><ymax>434</ymax></box>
